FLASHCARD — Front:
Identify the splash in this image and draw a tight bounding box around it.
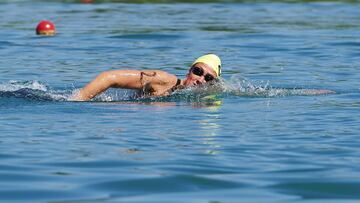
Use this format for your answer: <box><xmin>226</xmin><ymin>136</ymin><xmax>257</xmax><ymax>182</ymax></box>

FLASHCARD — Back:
<box><xmin>222</xmin><ymin>74</ymin><xmax>335</xmax><ymax>97</ymax></box>
<box><xmin>73</xmin><ymin>76</ymin><xmax>334</xmax><ymax>103</ymax></box>
<box><xmin>0</xmin><ymin>80</ymin><xmax>47</xmax><ymax>92</ymax></box>
<box><xmin>0</xmin><ymin>78</ymin><xmax>334</xmax><ymax>103</ymax></box>
<box><xmin>0</xmin><ymin>81</ymin><xmax>69</xmax><ymax>101</ymax></box>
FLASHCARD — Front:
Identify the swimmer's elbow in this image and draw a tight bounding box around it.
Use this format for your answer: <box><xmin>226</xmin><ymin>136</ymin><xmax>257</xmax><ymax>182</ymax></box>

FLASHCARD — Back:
<box><xmin>97</xmin><ymin>71</ymin><xmax>118</xmax><ymax>87</ymax></box>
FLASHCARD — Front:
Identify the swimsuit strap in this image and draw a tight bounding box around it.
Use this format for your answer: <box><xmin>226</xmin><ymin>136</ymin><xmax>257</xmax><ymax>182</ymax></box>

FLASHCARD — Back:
<box><xmin>170</xmin><ymin>78</ymin><xmax>181</xmax><ymax>93</ymax></box>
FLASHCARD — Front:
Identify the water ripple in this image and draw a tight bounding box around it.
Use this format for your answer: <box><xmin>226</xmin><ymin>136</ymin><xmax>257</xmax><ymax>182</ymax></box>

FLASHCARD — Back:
<box><xmin>88</xmin><ymin>174</ymin><xmax>243</xmax><ymax>195</ymax></box>
<box><xmin>271</xmin><ymin>181</ymin><xmax>360</xmax><ymax>199</ymax></box>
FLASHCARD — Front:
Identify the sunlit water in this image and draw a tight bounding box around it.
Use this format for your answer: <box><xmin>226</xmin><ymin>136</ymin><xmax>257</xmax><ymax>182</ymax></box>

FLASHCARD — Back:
<box><xmin>0</xmin><ymin>1</ymin><xmax>360</xmax><ymax>203</ymax></box>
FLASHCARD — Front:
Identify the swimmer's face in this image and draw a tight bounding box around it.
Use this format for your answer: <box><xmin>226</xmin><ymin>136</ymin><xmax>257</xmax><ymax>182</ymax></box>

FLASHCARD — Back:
<box><xmin>183</xmin><ymin>62</ymin><xmax>218</xmax><ymax>87</ymax></box>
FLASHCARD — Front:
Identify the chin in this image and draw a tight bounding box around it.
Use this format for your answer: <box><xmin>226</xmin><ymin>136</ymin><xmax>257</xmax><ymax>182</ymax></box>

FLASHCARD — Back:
<box><xmin>186</xmin><ymin>81</ymin><xmax>198</xmax><ymax>87</ymax></box>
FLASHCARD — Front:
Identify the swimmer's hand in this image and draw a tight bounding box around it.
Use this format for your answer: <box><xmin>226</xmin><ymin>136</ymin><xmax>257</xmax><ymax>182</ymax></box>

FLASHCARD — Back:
<box><xmin>69</xmin><ymin>90</ymin><xmax>85</xmax><ymax>101</ymax></box>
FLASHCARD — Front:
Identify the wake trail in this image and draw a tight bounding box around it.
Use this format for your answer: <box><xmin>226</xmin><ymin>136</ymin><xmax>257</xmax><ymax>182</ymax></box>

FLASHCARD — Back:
<box><xmin>0</xmin><ymin>78</ymin><xmax>336</xmax><ymax>103</ymax></box>
<box><xmin>0</xmin><ymin>81</ymin><xmax>70</xmax><ymax>102</ymax></box>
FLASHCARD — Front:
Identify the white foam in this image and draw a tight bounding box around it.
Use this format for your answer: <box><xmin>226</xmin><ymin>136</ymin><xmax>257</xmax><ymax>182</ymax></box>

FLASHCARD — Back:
<box><xmin>0</xmin><ymin>80</ymin><xmax>47</xmax><ymax>92</ymax></box>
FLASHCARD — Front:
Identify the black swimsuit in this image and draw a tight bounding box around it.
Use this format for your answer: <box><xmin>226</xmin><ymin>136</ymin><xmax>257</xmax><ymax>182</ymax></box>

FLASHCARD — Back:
<box><xmin>169</xmin><ymin>78</ymin><xmax>182</xmax><ymax>93</ymax></box>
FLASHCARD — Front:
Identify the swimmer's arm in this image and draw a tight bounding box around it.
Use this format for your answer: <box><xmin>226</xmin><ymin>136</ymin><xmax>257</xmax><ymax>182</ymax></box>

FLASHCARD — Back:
<box><xmin>71</xmin><ymin>70</ymin><xmax>149</xmax><ymax>101</ymax></box>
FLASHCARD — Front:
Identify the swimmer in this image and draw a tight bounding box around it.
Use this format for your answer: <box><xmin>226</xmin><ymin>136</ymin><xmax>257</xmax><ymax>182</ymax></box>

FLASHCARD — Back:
<box><xmin>72</xmin><ymin>54</ymin><xmax>221</xmax><ymax>101</ymax></box>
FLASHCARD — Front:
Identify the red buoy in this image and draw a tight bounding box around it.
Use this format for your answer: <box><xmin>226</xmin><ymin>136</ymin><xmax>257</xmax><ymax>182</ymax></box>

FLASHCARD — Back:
<box><xmin>36</xmin><ymin>20</ymin><xmax>56</xmax><ymax>36</ymax></box>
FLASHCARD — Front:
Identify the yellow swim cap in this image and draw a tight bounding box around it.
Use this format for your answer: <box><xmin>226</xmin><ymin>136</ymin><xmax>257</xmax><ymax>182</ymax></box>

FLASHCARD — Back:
<box><xmin>192</xmin><ymin>54</ymin><xmax>222</xmax><ymax>77</ymax></box>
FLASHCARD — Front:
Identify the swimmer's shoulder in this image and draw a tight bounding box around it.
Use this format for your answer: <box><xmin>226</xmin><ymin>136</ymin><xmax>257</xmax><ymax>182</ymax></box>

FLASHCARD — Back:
<box><xmin>141</xmin><ymin>70</ymin><xmax>178</xmax><ymax>84</ymax></box>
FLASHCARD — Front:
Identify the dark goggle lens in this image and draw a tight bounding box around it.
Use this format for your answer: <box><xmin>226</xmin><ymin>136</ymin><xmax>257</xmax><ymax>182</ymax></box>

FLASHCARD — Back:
<box><xmin>204</xmin><ymin>74</ymin><xmax>215</xmax><ymax>82</ymax></box>
<box><xmin>192</xmin><ymin>66</ymin><xmax>216</xmax><ymax>82</ymax></box>
<box><xmin>192</xmin><ymin>66</ymin><xmax>203</xmax><ymax>76</ymax></box>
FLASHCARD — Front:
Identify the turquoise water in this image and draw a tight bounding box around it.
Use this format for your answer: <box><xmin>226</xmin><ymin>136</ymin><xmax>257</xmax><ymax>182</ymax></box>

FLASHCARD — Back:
<box><xmin>1</xmin><ymin>1</ymin><xmax>360</xmax><ymax>202</ymax></box>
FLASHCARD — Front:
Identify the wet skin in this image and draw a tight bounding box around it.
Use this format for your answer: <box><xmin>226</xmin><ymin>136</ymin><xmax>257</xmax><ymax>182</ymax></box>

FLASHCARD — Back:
<box><xmin>72</xmin><ymin>62</ymin><xmax>218</xmax><ymax>101</ymax></box>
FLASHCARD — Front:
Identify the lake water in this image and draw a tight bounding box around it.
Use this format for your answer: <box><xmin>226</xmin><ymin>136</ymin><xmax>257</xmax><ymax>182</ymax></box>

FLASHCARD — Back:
<box><xmin>1</xmin><ymin>1</ymin><xmax>360</xmax><ymax>202</ymax></box>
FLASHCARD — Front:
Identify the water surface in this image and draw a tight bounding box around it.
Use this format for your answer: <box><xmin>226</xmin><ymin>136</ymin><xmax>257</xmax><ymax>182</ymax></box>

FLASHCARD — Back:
<box><xmin>0</xmin><ymin>1</ymin><xmax>360</xmax><ymax>203</ymax></box>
